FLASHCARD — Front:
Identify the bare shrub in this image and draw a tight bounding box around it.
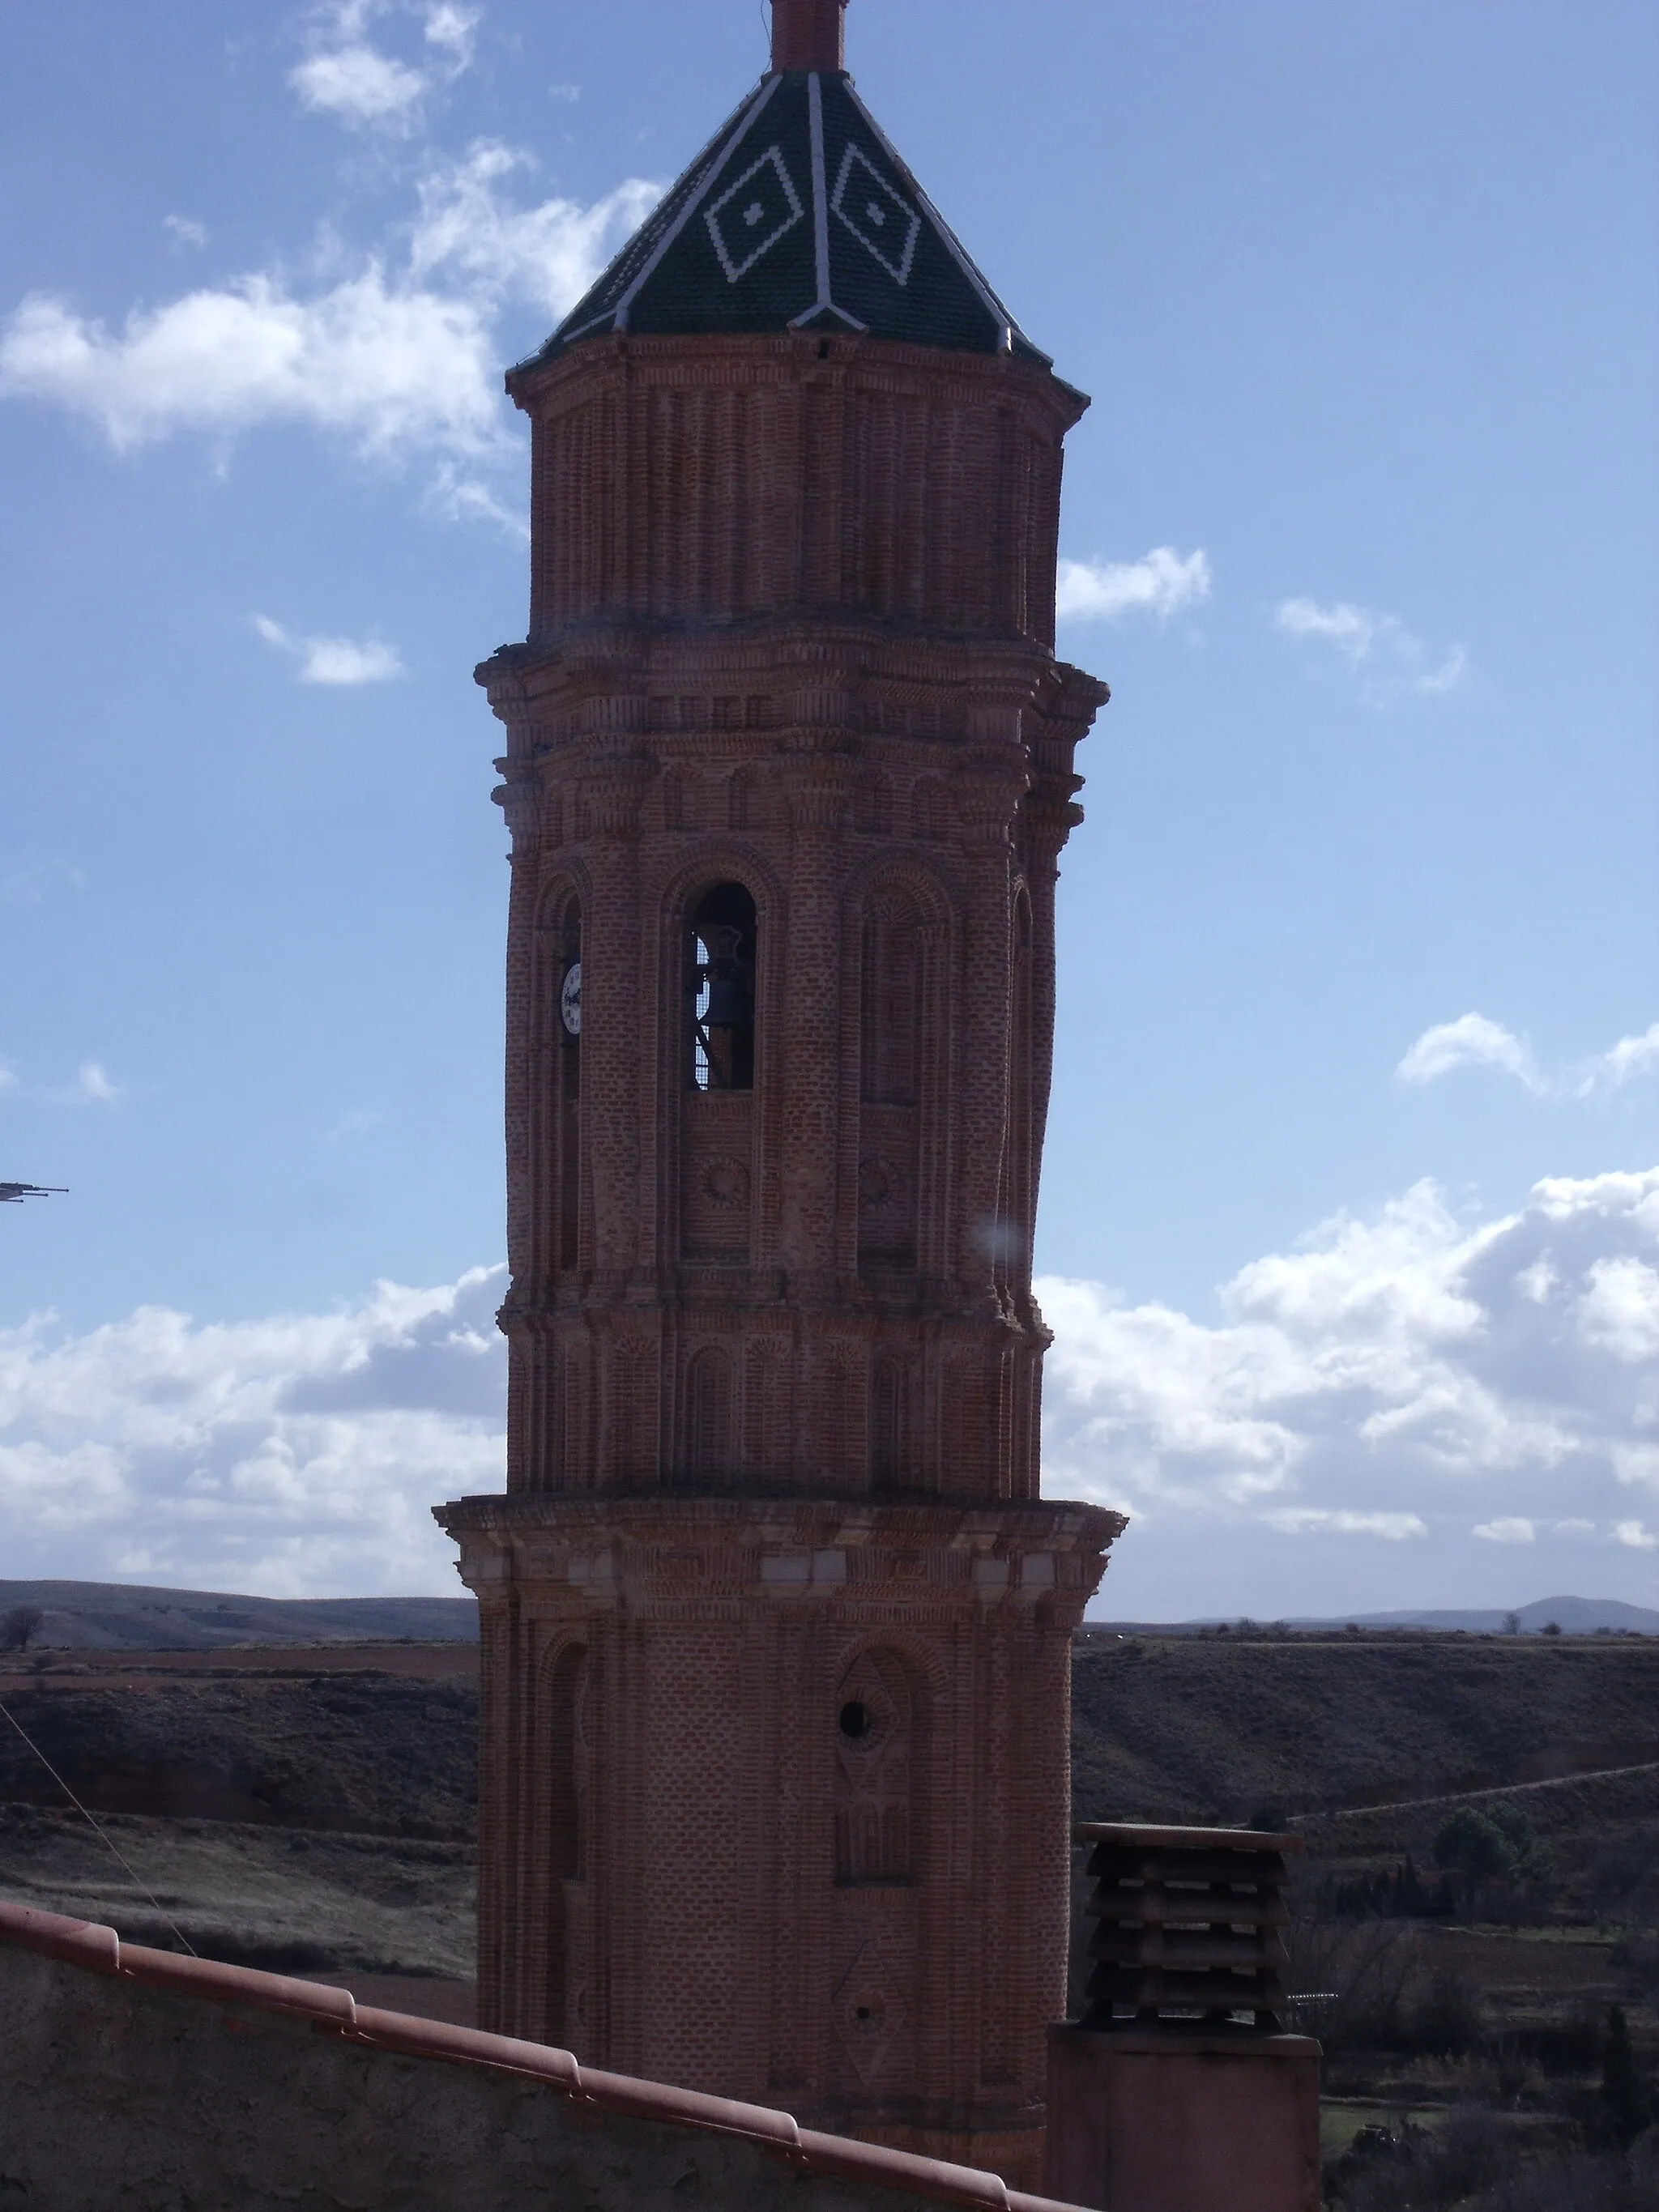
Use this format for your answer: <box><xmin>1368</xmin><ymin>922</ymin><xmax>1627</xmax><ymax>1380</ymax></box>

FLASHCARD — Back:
<box><xmin>1409</xmin><ymin>1964</ymin><xmax>1485</xmax><ymax>2056</ymax></box>
<box><xmin>1283</xmin><ymin>1906</ymin><xmax>1415</xmax><ymax>2048</ymax></box>
<box><xmin>1</xmin><ymin>1605</ymin><xmax>45</xmax><ymax>1653</ymax></box>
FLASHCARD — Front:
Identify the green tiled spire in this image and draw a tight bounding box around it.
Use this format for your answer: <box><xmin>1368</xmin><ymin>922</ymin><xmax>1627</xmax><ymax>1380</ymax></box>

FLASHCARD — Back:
<box><xmin>524</xmin><ymin>65</ymin><xmax>1045</xmax><ymax>369</ymax></box>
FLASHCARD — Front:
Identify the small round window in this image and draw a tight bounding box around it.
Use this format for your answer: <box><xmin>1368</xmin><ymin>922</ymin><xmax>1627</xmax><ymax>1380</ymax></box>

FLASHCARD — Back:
<box><xmin>838</xmin><ymin>1700</ymin><xmax>872</xmax><ymax>1741</ymax></box>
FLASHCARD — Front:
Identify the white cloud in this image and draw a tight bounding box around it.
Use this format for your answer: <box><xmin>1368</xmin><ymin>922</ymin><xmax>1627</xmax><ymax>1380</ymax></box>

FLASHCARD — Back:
<box><xmin>423</xmin><ymin>5</ymin><xmax>478</xmax><ymax>60</ymax></box>
<box><xmin>1275</xmin><ymin>595</ymin><xmax>1466</xmax><ymax>701</ymax></box>
<box><xmin>1411</xmin><ymin>646</ymin><xmax>1469</xmax><ymax>697</ymax></box>
<box><xmin>1576</xmin><ymin>1256</ymin><xmax>1659</xmax><ymax>1365</ymax></box>
<box><xmin>1275</xmin><ymin>597</ymin><xmax>1380</xmax><ymax>664</ymax></box>
<box><xmin>0</xmin><ymin>154</ymin><xmax>660</xmax><ymax>499</ymax></box>
<box><xmin>288</xmin><ymin>2</ymin><xmax>477</xmax><ymax>129</ymax></box>
<box><xmin>50</xmin><ymin>1060</ymin><xmax>123</xmax><ymax>1107</ymax></box>
<box><xmin>411</xmin><ymin>145</ymin><xmax>660</xmax><ymax>322</ymax></box>
<box><xmin>254</xmin><ymin>613</ymin><xmax>403</xmax><ymax>686</ymax></box>
<box><xmin>1473</xmin><ymin>1516</ymin><xmax>1536</xmax><ymax>1544</ymax></box>
<box><xmin>1039</xmin><ymin>1166</ymin><xmax>1659</xmax><ymax>1579</ymax></box>
<box><xmin>0</xmin><ymin>1058</ymin><xmax>122</xmax><ymax>1110</ymax></box>
<box><xmin>0</xmin><ymin>1267</ymin><xmax>507</xmax><ymax>1593</ymax></box>
<box><xmin>1056</xmin><ymin>547</ymin><xmax>1211</xmax><ymax>624</ymax></box>
<box><xmin>6</xmin><ymin>1171</ymin><xmax>1659</xmax><ymax>1605</ymax></box>
<box><xmin>1397</xmin><ymin>1012</ymin><xmax>1659</xmax><ymax>1102</ymax></box>
<box><xmin>163</xmin><ymin>215</ymin><xmax>207</xmax><ymax>249</ymax></box>
<box><xmin>1397</xmin><ymin>1013</ymin><xmax>1542</xmax><ymax>1092</ymax></box>
<box><xmin>1579</xmin><ymin>1023</ymin><xmax>1659</xmax><ymax>1097</ymax></box>
<box><xmin>1267</xmin><ymin>1509</ymin><xmax>1427</xmax><ymax>1539</ymax></box>
<box><xmin>429</xmin><ymin>463</ymin><xmax>528</xmax><ymax>539</ymax></box>
<box><xmin>0</xmin><ymin>275</ymin><xmax>501</xmax><ymax>458</ymax></box>
<box><xmin>292</xmin><ymin>44</ymin><xmax>428</xmax><ymax>124</ymax></box>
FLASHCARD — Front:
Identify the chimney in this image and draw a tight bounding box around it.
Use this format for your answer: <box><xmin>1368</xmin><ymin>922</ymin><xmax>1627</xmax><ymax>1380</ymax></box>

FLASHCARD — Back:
<box><xmin>770</xmin><ymin>0</ymin><xmax>848</xmax><ymax>74</ymax></box>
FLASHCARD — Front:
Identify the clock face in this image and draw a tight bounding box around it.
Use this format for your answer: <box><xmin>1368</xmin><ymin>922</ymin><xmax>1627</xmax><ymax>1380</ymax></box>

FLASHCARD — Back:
<box><xmin>560</xmin><ymin>961</ymin><xmax>582</xmax><ymax>1037</ymax></box>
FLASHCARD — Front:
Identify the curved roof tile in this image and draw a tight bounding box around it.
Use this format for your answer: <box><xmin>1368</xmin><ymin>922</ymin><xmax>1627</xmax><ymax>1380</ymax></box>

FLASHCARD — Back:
<box><xmin>0</xmin><ymin>1899</ymin><xmax>1086</xmax><ymax>2212</ymax></box>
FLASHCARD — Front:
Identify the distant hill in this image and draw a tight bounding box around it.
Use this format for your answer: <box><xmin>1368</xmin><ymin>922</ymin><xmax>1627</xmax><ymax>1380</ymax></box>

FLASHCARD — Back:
<box><xmin>1094</xmin><ymin>1594</ymin><xmax>1659</xmax><ymax>1636</ymax></box>
<box><xmin>6</xmin><ymin>1579</ymin><xmax>1653</xmax><ymax>1651</ymax></box>
<box><xmin>0</xmin><ymin>1580</ymin><xmax>477</xmax><ymax>1651</ymax></box>
<box><xmin>1072</xmin><ymin>1631</ymin><xmax>1659</xmax><ymax>1826</ymax></box>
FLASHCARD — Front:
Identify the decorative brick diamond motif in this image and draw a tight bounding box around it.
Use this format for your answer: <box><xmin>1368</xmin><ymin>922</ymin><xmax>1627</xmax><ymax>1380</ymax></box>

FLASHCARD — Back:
<box><xmin>832</xmin><ymin>1941</ymin><xmax>907</xmax><ymax>2086</ymax></box>
<box><xmin>706</xmin><ymin>146</ymin><xmax>805</xmax><ymax>282</ymax></box>
<box><xmin>830</xmin><ymin>145</ymin><xmax>921</xmax><ymax>286</ymax></box>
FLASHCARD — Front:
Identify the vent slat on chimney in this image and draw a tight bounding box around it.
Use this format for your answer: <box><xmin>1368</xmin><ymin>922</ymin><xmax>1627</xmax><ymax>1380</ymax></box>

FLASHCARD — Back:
<box><xmin>1076</xmin><ymin>1821</ymin><xmax>1303</xmax><ymax>2035</ymax></box>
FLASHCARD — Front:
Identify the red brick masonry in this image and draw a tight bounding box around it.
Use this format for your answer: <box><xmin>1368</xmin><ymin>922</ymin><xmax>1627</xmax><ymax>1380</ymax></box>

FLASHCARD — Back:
<box><xmin>0</xmin><ymin>1900</ymin><xmax>1086</xmax><ymax>2212</ymax></box>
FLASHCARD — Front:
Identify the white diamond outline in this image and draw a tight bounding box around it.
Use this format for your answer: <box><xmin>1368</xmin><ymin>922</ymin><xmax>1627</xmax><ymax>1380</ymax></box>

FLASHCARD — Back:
<box><xmin>705</xmin><ymin>144</ymin><xmax>806</xmax><ymax>283</ymax></box>
<box><xmin>829</xmin><ymin>143</ymin><xmax>922</xmax><ymax>288</ymax></box>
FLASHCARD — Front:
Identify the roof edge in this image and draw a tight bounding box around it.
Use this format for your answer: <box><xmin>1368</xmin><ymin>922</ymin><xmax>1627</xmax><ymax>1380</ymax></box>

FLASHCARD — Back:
<box><xmin>503</xmin><ymin>329</ymin><xmax>1081</xmax><ymax>428</ymax></box>
<box><xmin>0</xmin><ymin>1900</ymin><xmax>1087</xmax><ymax>2212</ymax></box>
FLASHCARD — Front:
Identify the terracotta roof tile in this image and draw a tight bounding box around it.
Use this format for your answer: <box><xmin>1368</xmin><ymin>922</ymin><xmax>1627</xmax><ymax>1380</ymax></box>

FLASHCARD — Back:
<box><xmin>0</xmin><ymin>1901</ymin><xmax>1088</xmax><ymax>2212</ymax></box>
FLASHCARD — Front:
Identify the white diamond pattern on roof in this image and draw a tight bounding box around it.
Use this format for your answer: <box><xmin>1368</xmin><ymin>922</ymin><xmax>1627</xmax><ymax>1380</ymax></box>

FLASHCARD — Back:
<box><xmin>830</xmin><ymin>144</ymin><xmax>922</xmax><ymax>287</ymax></box>
<box><xmin>706</xmin><ymin>145</ymin><xmax>805</xmax><ymax>282</ymax></box>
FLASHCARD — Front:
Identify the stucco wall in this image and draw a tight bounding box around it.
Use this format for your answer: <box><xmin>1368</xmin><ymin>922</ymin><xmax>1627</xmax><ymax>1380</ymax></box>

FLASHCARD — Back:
<box><xmin>0</xmin><ymin>1932</ymin><xmax>1075</xmax><ymax>2212</ymax></box>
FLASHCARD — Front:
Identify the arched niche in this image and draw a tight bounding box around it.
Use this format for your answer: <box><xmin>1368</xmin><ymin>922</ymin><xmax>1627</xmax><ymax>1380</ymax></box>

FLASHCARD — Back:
<box><xmin>684</xmin><ymin>1344</ymin><xmax>733</xmax><ymax>1483</ymax></box>
<box><xmin>854</xmin><ymin>876</ymin><xmax>950</xmax><ymax>1281</ymax></box>
<box><xmin>833</xmin><ymin>1647</ymin><xmax>923</xmax><ymax>1886</ymax></box>
<box><xmin>998</xmin><ymin>880</ymin><xmax>1035</xmax><ymax>1303</ymax></box>
<box><xmin>869</xmin><ymin>1353</ymin><xmax>912</xmax><ymax>1494</ymax></box>
<box><xmin>544</xmin><ymin>1641</ymin><xmax>591</xmax><ymax>2051</ymax></box>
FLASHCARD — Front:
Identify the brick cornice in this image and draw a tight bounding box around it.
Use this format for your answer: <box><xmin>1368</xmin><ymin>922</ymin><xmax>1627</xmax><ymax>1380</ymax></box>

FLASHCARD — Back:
<box><xmin>509</xmin><ymin>329</ymin><xmax>1087</xmax><ymax>436</ymax></box>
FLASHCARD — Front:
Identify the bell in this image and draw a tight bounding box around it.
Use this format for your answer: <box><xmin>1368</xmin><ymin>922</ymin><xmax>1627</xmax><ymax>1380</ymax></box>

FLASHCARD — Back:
<box><xmin>706</xmin><ymin>975</ymin><xmax>751</xmax><ymax>1027</ymax></box>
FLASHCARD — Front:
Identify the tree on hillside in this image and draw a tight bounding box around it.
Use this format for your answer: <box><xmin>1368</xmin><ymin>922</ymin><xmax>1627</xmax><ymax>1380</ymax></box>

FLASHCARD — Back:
<box><xmin>1</xmin><ymin>1605</ymin><xmax>45</xmax><ymax>1652</ymax></box>
<box><xmin>1501</xmin><ymin>1611</ymin><xmax>1520</xmax><ymax>1635</ymax></box>
<box><xmin>1433</xmin><ymin>1803</ymin><xmax>1553</xmax><ymax>1920</ymax></box>
<box><xmin>1434</xmin><ymin>1808</ymin><xmax>1516</xmax><ymax>1891</ymax></box>
<box><xmin>1486</xmin><ymin>1800</ymin><xmax>1554</xmax><ymax>1882</ymax></box>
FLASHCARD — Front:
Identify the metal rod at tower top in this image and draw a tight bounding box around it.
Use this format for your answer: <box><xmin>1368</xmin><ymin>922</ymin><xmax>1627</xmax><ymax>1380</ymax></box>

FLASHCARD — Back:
<box><xmin>770</xmin><ymin>0</ymin><xmax>848</xmax><ymax>75</ymax></box>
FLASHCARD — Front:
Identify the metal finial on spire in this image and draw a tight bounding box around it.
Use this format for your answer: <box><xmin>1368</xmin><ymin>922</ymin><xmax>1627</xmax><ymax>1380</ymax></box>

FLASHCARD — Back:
<box><xmin>770</xmin><ymin>0</ymin><xmax>848</xmax><ymax>75</ymax></box>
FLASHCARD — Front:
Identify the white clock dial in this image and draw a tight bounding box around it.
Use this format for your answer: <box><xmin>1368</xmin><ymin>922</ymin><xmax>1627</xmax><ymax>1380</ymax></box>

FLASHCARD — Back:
<box><xmin>560</xmin><ymin>961</ymin><xmax>582</xmax><ymax>1037</ymax></box>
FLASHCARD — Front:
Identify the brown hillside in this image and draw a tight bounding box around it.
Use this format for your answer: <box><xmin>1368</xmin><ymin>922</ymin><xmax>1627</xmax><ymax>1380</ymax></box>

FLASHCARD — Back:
<box><xmin>1072</xmin><ymin>1633</ymin><xmax>1659</xmax><ymax>1823</ymax></box>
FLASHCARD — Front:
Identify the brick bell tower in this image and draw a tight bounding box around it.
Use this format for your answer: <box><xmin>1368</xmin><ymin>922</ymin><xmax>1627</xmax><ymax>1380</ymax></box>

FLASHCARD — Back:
<box><xmin>436</xmin><ymin>0</ymin><xmax>1124</xmax><ymax>2184</ymax></box>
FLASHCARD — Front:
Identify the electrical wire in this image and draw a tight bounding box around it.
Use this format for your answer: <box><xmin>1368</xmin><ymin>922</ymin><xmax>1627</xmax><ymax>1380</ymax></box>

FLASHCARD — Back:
<box><xmin>0</xmin><ymin>1690</ymin><xmax>198</xmax><ymax>1958</ymax></box>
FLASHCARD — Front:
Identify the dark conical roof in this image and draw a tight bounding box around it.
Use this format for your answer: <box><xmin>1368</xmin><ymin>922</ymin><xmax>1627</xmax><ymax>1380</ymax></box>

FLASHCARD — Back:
<box><xmin>523</xmin><ymin>69</ymin><xmax>1047</xmax><ymax>369</ymax></box>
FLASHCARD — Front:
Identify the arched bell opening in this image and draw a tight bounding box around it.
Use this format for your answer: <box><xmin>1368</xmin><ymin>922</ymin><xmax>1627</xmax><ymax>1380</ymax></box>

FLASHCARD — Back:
<box><xmin>677</xmin><ymin>879</ymin><xmax>760</xmax><ymax>1268</ymax></box>
<box><xmin>686</xmin><ymin>882</ymin><xmax>757</xmax><ymax>1093</ymax></box>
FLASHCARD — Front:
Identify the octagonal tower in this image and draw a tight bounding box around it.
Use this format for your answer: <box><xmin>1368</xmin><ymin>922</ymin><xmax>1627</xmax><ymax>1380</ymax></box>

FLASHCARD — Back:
<box><xmin>437</xmin><ymin>2</ymin><xmax>1123</xmax><ymax>2184</ymax></box>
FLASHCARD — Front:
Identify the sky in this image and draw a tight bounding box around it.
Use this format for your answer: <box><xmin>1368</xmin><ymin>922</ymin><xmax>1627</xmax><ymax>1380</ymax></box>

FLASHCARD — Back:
<box><xmin>1</xmin><ymin>0</ymin><xmax>1655</xmax><ymax>1618</ymax></box>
